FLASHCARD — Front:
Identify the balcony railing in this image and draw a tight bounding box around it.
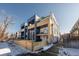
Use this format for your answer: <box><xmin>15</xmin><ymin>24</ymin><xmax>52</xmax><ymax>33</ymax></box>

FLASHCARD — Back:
<box><xmin>36</xmin><ymin>34</ymin><xmax>48</xmax><ymax>36</ymax></box>
<box><xmin>28</xmin><ymin>24</ymin><xmax>35</xmax><ymax>29</ymax></box>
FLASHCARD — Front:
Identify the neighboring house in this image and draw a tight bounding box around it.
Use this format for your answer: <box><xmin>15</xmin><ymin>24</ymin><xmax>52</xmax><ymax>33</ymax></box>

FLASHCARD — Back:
<box><xmin>7</xmin><ymin>34</ymin><xmax>14</xmax><ymax>40</ymax></box>
<box><xmin>16</xmin><ymin>12</ymin><xmax>60</xmax><ymax>51</ymax></box>
<box><xmin>16</xmin><ymin>31</ymin><xmax>21</xmax><ymax>39</ymax></box>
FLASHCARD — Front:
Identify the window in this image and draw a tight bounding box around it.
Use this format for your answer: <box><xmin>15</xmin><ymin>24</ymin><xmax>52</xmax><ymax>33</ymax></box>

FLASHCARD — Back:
<box><xmin>21</xmin><ymin>25</ymin><xmax>24</xmax><ymax>29</ymax></box>
<box><xmin>40</xmin><ymin>26</ymin><xmax>48</xmax><ymax>34</ymax></box>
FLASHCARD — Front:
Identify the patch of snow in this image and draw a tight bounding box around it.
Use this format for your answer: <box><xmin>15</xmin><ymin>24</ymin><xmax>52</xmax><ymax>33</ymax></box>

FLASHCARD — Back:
<box><xmin>0</xmin><ymin>40</ymin><xmax>30</xmax><ymax>56</ymax></box>
<box><xmin>43</xmin><ymin>44</ymin><xmax>53</xmax><ymax>51</ymax></box>
<box><xmin>0</xmin><ymin>48</ymin><xmax>11</xmax><ymax>55</ymax></box>
<box><xmin>58</xmin><ymin>48</ymin><xmax>79</xmax><ymax>56</ymax></box>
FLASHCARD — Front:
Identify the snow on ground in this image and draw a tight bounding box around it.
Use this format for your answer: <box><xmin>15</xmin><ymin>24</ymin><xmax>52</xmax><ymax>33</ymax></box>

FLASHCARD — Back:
<box><xmin>0</xmin><ymin>40</ymin><xmax>30</xmax><ymax>56</ymax></box>
<box><xmin>58</xmin><ymin>47</ymin><xmax>79</xmax><ymax>56</ymax></box>
<box><xmin>0</xmin><ymin>48</ymin><xmax>11</xmax><ymax>55</ymax></box>
<box><xmin>30</xmin><ymin>44</ymin><xmax>53</xmax><ymax>54</ymax></box>
<box><xmin>43</xmin><ymin>44</ymin><xmax>53</xmax><ymax>51</ymax></box>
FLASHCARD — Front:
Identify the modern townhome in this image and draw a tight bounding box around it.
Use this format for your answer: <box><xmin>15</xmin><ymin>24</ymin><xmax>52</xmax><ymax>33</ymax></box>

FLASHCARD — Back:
<box><xmin>20</xmin><ymin>23</ymin><xmax>28</xmax><ymax>39</ymax></box>
<box><xmin>17</xmin><ymin>13</ymin><xmax>60</xmax><ymax>51</ymax></box>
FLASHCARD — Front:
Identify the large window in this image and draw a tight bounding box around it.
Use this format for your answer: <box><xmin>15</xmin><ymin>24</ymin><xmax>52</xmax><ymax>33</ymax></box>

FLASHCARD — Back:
<box><xmin>40</xmin><ymin>36</ymin><xmax>48</xmax><ymax>41</ymax></box>
<box><xmin>21</xmin><ymin>32</ymin><xmax>25</xmax><ymax>39</ymax></box>
<box><xmin>40</xmin><ymin>26</ymin><xmax>48</xmax><ymax>34</ymax></box>
<box><xmin>28</xmin><ymin>29</ymin><xmax>35</xmax><ymax>40</ymax></box>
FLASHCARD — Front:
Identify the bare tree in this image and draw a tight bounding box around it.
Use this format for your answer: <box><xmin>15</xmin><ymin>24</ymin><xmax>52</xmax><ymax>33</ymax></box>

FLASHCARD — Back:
<box><xmin>0</xmin><ymin>16</ymin><xmax>13</xmax><ymax>41</ymax></box>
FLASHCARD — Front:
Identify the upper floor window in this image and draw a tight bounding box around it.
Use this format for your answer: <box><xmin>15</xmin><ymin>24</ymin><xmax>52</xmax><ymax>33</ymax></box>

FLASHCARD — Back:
<box><xmin>40</xmin><ymin>26</ymin><xmax>48</xmax><ymax>34</ymax></box>
<box><xmin>21</xmin><ymin>25</ymin><xmax>24</xmax><ymax>29</ymax></box>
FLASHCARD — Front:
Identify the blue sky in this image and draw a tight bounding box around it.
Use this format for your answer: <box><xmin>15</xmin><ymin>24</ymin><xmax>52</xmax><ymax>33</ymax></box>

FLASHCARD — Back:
<box><xmin>0</xmin><ymin>3</ymin><xmax>79</xmax><ymax>34</ymax></box>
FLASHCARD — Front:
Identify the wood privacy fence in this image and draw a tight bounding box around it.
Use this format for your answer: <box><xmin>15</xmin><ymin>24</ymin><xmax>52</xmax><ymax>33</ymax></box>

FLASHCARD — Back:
<box><xmin>63</xmin><ymin>36</ymin><xmax>79</xmax><ymax>48</ymax></box>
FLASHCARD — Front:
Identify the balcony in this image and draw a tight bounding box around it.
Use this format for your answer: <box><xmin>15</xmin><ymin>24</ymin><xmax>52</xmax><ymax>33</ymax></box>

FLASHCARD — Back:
<box><xmin>37</xmin><ymin>18</ymin><xmax>49</xmax><ymax>27</ymax></box>
<box><xmin>28</xmin><ymin>24</ymin><xmax>35</xmax><ymax>29</ymax></box>
<box><xmin>36</xmin><ymin>26</ymin><xmax>48</xmax><ymax>35</ymax></box>
<box><xmin>36</xmin><ymin>34</ymin><xmax>48</xmax><ymax>36</ymax></box>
